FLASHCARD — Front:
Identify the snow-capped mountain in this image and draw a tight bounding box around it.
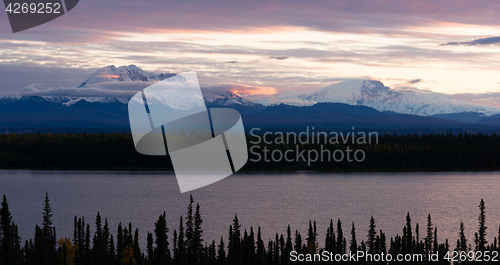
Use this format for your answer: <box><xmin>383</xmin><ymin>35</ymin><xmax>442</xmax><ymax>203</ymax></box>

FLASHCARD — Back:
<box><xmin>77</xmin><ymin>65</ymin><xmax>178</xmax><ymax>88</ymax></box>
<box><xmin>72</xmin><ymin>65</ymin><xmax>258</xmax><ymax>108</ymax></box>
<box><xmin>42</xmin><ymin>96</ymin><xmax>130</xmax><ymax>106</ymax></box>
<box><xmin>270</xmin><ymin>80</ymin><xmax>500</xmax><ymax>116</ymax></box>
<box><xmin>0</xmin><ymin>92</ymin><xmax>257</xmax><ymax>109</ymax></box>
<box><xmin>204</xmin><ymin>92</ymin><xmax>258</xmax><ymax>107</ymax></box>
<box><xmin>4</xmin><ymin>64</ymin><xmax>257</xmax><ymax>109</ymax></box>
<box><xmin>2</xmin><ymin>65</ymin><xmax>257</xmax><ymax>109</ymax></box>
<box><xmin>9</xmin><ymin>65</ymin><xmax>500</xmax><ymax>118</ymax></box>
<box><xmin>0</xmin><ymin>96</ymin><xmax>20</xmax><ymax>105</ymax></box>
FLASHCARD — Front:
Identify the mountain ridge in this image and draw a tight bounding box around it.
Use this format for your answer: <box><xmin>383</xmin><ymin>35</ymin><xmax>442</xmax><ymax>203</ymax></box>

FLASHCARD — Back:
<box><xmin>271</xmin><ymin>80</ymin><xmax>500</xmax><ymax>116</ymax></box>
<box><xmin>77</xmin><ymin>65</ymin><xmax>178</xmax><ymax>88</ymax></box>
<box><xmin>3</xmin><ymin>65</ymin><xmax>500</xmax><ymax>132</ymax></box>
<box><xmin>10</xmin><ymin>65</ymin><xmax>500</xmax><ymax>117</ymax></box>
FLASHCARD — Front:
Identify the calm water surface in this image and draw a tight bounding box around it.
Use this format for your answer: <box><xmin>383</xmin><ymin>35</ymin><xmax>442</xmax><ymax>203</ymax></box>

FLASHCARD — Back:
<box><xmin>1</xmin><ymin>170</ymin><xmax>499</xmax><ymax>248</ymax></box>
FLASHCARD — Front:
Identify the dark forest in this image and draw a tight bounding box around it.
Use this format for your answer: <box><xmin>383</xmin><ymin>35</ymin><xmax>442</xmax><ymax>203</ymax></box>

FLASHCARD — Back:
<box><xmin>1</xmin><ymin>132</ymin><xmax>500</xmax><ymax>171</ymax></box>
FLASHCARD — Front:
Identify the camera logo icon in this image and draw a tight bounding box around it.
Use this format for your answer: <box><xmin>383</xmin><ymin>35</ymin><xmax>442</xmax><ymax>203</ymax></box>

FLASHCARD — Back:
<box><xmin>128</xmin><ymin>71</ymin><xmax>248</xmax><ymax>193</ymax></box>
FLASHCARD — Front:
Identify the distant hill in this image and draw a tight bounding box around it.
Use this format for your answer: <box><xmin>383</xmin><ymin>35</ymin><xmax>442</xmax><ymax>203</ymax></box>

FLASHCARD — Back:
<box><xmin>240</xmin><ymin>102</ymin><xmax>500</xmax><ymax>131</ymax></box>
<box><xmin>2</xmin><ymin>96</ymin><xmax>500</xmax><ymax>134</ymax></box>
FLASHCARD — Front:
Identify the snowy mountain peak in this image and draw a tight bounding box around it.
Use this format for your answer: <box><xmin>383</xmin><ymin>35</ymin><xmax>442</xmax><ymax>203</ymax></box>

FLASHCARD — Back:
<box><xmin>38</xmin><ymin>96</ymin><xmax>129</xmax><ymax>106</ymax></box>
<box><xmin>357</xmin><ymin>80</ymin><xmax>402</xmax><ymax>105</ymax></box>
<box><xmin>19</xmin><ymin>63</ymin><xmax>500</xmax><ymax>116</ymax></box>
<box><xmin>296</xmin><ymin>79</ymin><xmax>365</xmax><ymax>105</ymax></box>
<box><xmin>0</xmin><ymin>96</ymin><xmax>21</xmax><ymax>105</ymax></box>
<box><xmin>7</xmin><ymin>65</ymin><xmax>256</xmax><ymax>109</ymax></box>
<box><xmin>279</xmin><ymin>79</ymin><xmax>500</xmax><ymax>116</ymax></box>
<box><xmin>77</xmin><ymin>65</ymin><xmax>177</xmax><ymax>88</ymax></box>
<box><xmin>204</xmin><ymin>92</ymin><xmax>257</xmax><ymax>106</ymax></box>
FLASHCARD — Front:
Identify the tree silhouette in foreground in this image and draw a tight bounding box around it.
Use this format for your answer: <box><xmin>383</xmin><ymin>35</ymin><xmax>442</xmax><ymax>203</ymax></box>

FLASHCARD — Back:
<box><xmin>2</xmin><ymin>194</ymin><xmax>500</xmax><ymax>265</ymax></box>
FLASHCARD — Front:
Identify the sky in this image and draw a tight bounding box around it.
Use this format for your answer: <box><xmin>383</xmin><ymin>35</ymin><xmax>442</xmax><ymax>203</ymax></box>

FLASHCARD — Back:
<box><xmin>1</xmin><ymin>0</ymin><xmax>500</xmax><ymax>105</ymax></box>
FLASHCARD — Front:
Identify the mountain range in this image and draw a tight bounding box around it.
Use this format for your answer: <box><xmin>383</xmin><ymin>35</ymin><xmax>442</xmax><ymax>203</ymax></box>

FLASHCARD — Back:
<box><xmin>264</xmin><ymin>79</ymin><xmax>500</xmax><ymax>116</ymax></box>
<box><xmin>77</xmin><ymin>65</ymin><xmax>179</xmax><ymax>88</ymax></box>
<box><xmin>2</xmin><ymin>65</ymin><xmax>500</xmax><ymax>133</ymax></box>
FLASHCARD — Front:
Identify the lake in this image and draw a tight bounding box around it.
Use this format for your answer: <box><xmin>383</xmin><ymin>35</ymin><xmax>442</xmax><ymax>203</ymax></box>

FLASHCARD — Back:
<box><xmin>1</xmin><ymin>170</ymin><xmax>499</xmax><ymax>249</ymax></box>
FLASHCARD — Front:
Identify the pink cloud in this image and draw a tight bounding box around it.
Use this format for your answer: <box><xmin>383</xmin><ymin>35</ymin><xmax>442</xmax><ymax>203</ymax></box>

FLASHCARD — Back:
<box><xmin>7</xmin><ymin>0</ymin><xmax>500</xmax><ymax>36</ymax></box>
<box><xmin>202</xmin><ymin>83</ymin><xmax>277</xmax><ymax>102</ymax></box>
<box><xmin>98</xmin><ymin>74</ymin><xmax>121</xmax><ymax>78</ymax></box>
<box><xmin>449</xmin><ymin>93</ymin><xmax>500</xmax><ymax>108</ymax></box>
<box><xmin>226</xmin><ymin>83</ymin><xmax>277</xmax><ymax>97</ymax></box>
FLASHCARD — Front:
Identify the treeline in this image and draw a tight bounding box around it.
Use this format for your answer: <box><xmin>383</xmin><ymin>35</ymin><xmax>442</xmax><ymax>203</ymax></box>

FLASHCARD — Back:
<box><xmin>247</xmin><ymin>132</ymin><xmax>500</xmax><ymax>171</ymax></box>
<box><xmin>1</xmin><ymin>194</ymin><xmax>500</xmax><ymax>264</ymax></box>
<box><xmin>0</xmin><ymin>132</ymin><xmax>171</xmax><ymax>169</ymax></box>
<box><xmin>1</xmin><ymin>131</ymin><xmax>500</xmax><ymax>170</ymax></box>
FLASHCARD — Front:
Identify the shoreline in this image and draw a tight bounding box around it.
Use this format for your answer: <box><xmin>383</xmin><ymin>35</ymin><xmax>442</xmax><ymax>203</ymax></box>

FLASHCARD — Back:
<box><xmin>1</xmin><ymin>167</ymin><xmax>500</xmax><ymax>173</ymax></box>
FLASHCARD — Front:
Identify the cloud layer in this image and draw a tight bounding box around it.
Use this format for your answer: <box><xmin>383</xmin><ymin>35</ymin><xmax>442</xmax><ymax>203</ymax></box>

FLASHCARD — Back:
<box><xmin>19</xmin><ymin>81</ymin><xmax>154</xmax><ymax>98</ymax></box>
<box><xmin>3</xmin><ymin>0</ymin><xmax>500</xmax><ymax>35</ymax></box>
<box><xmin>2</xmin><ymin>0</ymin><xmax>500</xmax><ymax>98</ymax></box>
<box><xmin>441</xmin><ymin>36</ymin><xmax>500</xmax><ymax>46</ymax></box>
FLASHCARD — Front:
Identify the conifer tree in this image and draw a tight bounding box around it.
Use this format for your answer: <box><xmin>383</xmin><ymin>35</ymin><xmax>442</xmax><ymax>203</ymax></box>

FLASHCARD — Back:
<box><xmin>154</xmin><ymin>212</ymin><xmax>169</xmax><ymax>265</ymax></box>
<box><xmin>192</xmin><ymin>203</ymin><xmax>204</xmax><ymax>263</ymax></box>
<box><xmin>73</xmin><ymin>216</ymin><xmax>78</xmax><ymax>246</ymax></box>
<box><xmin>85</xmin><ymin>223</ymin><xmax>91</xmax><ymax>264</ymax></box>
<box><xmin>109</xmin><ymin>234</ymin><xmax>115</xmax><ymax>265</ymax></box>
<box><xmin>379</xmin><ymin>230</ymin><xmax>386</xmax><ymax>253</ymax></box>
<box><xmin>337</xmin><ymin>219</ymin><xmax>344</xmax><ymax>254</ymax></box>
<box><xmin>0</xmin><ymin>195</ymin><xmax>20</xmax><ymax>265</ymax></box>
<box><xmin>279</xmin><ymin>233</ymin><xmax>285</xmax><ymax>264</ymax></box>
<box><xmin>117</xmin><ymin>222</ymin><xmax>124</xmax><ymax>262</ymax></box>
<box><xmin>42</xmin><ymin>193</ymin><xmax>53</xmax><ymax>234</ymax></box>
<box><xmin>306</xmin><ymin>221</ymin><xmax>312</xmax><ymax>245</ymax></box>
<box><xmin>273</xmin><ymin>233</ymin><xmax>280</xmax><ymax>264</ymax></box>
<box><xmin>498</xmin><ymin>226</ymin><xmax>500</xmax><ymax>252</ymax></box>
<box><xmin>257</xmin><ymin>227</ymin><xmax>265</xmax><ymax>264</ymax></box>
<box><xmin>93</xmin><ymin>212</ymin><xmax>105</xmax><ymax>265</ymax></box>
<box><xmin>458</xmin><ymin>221</ymin><xmax>467</xmax><ymax>253</ymax></box>
<box><xmin>325</xmin><ymin>219</ymin><xmax>336</xmax><ymax>253</ymax></box>
<box><xmin>367</xmin><ymin>217</ymin><xmax>377</xmax><ymax>254</ymax></box>
<box><xmin>285</xmin><ymin>225</ymin><xmax>293</xmax><ymax>260</ymax></box>
<box><xmin>350</xmin><ymin>222</ymin><xmax>357</xmax><ymax>254</ymax></box>
<box><xmin>415</xmin><ymin>223</ymin><xmax>420</xmax><ymax>252</ymax></box>
<box><xmin>433</xmin><ymin>227</ymin><xmax>438</xmax><ymax>253</ymax></box>
<box><xmin>478</xmin><ymin>199</ymin><xmax>487</xmax><ymax>251</ymax></box>
<box><xmin>266</xmin><ymin>240</ymin><xmax>273</xmax><ymax>265</ymax></box>
<box><xmin>103</xmin><ymin>219</ymin><xmax>114</xmax><ymax>265</ymax></box>
<box><xmin>405</xmin><ymin>212</ymin><xmax>413</xmax><ymax>253</ymax></box>
<box><xmin>133</xmin><ymin>228</ymin><xmax>141</xmax><ymax>264</ymax></box>
<box><xmin>217</xmin><ymin>237</ymin><xmax>226</xmax><ymax>265</ymax></box>
<box><xmin>185</xmin><ymin>195</ymin><xmax>195</xmax><ymax>263</ymax></box>
<box><xmin>41</xmin><ymin>193</ymin><xmax>57</xmax><ymax>265</ymax></box>
<box><xmin>172</xmin><ymin>229</ymin><xmax>177</xmax><ymax>264</ymax></box>
<box><xmin>176</xmin><ymin>216</ymin><xmax>185</xmax><ymax>265</ymax></box>
<box><xmin>425</xmin><ymin>214</ymin><xmax>433</xmax><ymax>253</ymax></box>
<box><xmin>227</xmin><ymin>214</ymin><xmax>241</xmax><ymax>264</ymax></box>
<box><xmin>146</xmin><ymin>231</ymin><xmax>155</xmax><ymax>265</ymax></box>
<box><xmin>247</xmin><ymin>227</ymin><xmax>256</xmax><ymax>264</ymax></box>
<box><xmin>294</xmin><ymin>230</ymin><xmax>302</xmax><ymax>254</ymax></box>
<box><xmin>306</xmin><ymin>221</ymin><xmax>316</xmax><ymax>253</ymax></box>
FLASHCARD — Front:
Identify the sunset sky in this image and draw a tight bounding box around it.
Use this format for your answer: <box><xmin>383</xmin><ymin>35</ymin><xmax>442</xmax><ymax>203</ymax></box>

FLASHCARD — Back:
<box><xmin>1</xmin><ymin>0</ymin><xmax>500</xmax><ymax>105</ymax></box>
